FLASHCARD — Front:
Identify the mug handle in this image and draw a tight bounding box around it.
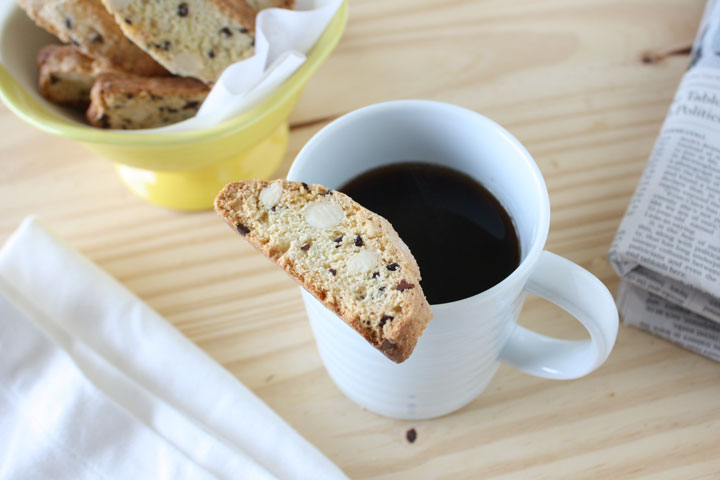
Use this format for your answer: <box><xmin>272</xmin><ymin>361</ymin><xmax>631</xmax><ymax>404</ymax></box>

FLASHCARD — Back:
<box><xmin>498</xmin><ymin>251</ymin><xmax>619</xmax><ymax>380</ymax></box>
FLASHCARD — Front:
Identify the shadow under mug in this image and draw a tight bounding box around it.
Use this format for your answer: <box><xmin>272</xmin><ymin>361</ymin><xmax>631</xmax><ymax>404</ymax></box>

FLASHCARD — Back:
<box><xmin>287</xmin><ymin>100</ymin><xmax>619</xmax><ymax>420</ymax></box>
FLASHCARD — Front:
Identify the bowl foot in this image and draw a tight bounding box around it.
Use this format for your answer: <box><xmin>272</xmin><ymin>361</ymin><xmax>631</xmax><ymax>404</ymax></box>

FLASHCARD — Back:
<box><xmin>114</xmin><ymin>123</ymin><xmax>289</xmax><ymax>211</ymax></box>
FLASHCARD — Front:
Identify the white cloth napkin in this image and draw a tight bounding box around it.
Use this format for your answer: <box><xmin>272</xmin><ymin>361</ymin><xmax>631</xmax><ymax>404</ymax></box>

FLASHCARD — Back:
<box><xmin>155</xmin><ymin>0</ymin><xmax>343</xmax><ymax>132</ymax></box>
<box><xmin>0</xmin><ymin>216</ymin><xmax>348</xmax><ymax>480</ymax></box>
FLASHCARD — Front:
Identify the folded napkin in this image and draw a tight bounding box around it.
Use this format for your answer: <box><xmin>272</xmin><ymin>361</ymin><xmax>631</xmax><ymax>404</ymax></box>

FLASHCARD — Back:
<box><xmin>0</xmin><ymin>217</ymin><xmax>347</xmax><ymax>480</ymax></box>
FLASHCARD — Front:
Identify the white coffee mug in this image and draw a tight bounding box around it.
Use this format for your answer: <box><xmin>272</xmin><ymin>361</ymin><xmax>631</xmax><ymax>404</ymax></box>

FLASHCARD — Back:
<box><xmin>287</xmin><ymin>100</ymin><xmax>618</xmax><ymax>420</ymax></box>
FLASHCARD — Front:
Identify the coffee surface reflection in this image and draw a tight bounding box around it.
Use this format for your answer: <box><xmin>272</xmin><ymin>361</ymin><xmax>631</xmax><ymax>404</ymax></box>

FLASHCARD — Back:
<box><xmin>340</xmin><ymin>162</ymin><xmax>520</xmax><ymax>304</ymax></box>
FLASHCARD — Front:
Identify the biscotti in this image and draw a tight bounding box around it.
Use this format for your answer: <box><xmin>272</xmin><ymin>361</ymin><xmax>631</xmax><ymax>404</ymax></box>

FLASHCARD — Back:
<box><xmin>87</xmin><ymin>73</ymin><xmax>210</xmax><ymax>129</ymax></box>
<box><xmin>100</xmin><ymin>0</ymin><xmax>257</xmax><ymax>84</ymax></box>
<box><xmin>214</xmin><ymin>180</ymin><xmax>433</xmax><ymax>363</ymax></box>
<box><xmin>246</xmin><ymin>0</ymin><xmax>294</xmax><ymax>10</ymax></box>
<box><xmin>37</xmin><ymin>44</ymin><xmax>122</xmax><ymax>108</ymax></box>
<box><xmin>18</xmin><ymin>0</ymin><xmax>167</xmax><ymax>76</ymax></box>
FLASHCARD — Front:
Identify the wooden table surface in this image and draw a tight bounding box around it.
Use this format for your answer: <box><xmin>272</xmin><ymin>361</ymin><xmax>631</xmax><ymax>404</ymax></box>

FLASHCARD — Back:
<box><xmin>2</xmin><ymin>0</ymin><xmax>719</xmax><ymax>478</ymax></box>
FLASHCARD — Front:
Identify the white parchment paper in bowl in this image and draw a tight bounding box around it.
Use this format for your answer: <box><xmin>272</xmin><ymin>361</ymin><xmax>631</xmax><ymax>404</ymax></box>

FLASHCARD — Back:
<box><xmin>0</xmin><ymin>0</ymin><xmax>342</xmax><ymax>132</ymax></box>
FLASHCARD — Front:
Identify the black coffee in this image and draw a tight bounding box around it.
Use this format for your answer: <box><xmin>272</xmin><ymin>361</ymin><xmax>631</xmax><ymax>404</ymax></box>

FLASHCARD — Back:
<box><xmin>340</xmin><ymin>162</ymin><xmax>520</xmax><ymax>304</ymax></box>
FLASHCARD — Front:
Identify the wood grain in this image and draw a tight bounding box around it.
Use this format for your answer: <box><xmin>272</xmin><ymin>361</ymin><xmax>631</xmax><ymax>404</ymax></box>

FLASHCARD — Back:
<box><xmin>2</xmin><ymin>0</ymin><xmax>719</xmax><ymax>478</ymax></box>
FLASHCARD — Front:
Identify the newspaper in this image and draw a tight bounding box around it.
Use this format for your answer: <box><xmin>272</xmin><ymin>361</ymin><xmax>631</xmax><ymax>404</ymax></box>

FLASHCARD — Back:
<box><xmin>616</xmin><ymin>282</ymin><xmax>720</xmax><ymax>362</ymax></box>
<box><xmin>608</xmin><ymin>0</ymin><xmax>720</xmax><ymax>360</ymax></box>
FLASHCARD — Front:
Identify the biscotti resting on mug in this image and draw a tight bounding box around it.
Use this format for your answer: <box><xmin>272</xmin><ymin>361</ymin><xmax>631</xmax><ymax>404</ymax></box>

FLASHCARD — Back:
<box><xmin>214</xmin><ymin>180</ymin><xmax>434</xmax><ymax>363</ymax></box>
<box><xmin>100</xmin><ymin>0</ymin><xmax>258</xmax><ymax>83</ymax></box>
<box><xmin>87</xmin><ymin>73</ymin><xmax>210</xmax><ymax>129</ymax></box>
<box><xmin>18</xmin><ymin>0</ymin><xmax>168</xmax><ymax>76</ymax></box>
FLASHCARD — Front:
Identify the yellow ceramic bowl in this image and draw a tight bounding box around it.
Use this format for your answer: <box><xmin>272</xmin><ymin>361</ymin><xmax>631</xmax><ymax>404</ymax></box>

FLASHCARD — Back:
<box><xmin>0</xmin><ymin>2</ymin><xmax>347</xmax><ymax>211</ymax></box>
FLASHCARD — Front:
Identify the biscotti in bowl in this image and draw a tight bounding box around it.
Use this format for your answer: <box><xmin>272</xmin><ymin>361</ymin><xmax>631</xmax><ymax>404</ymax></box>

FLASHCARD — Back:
<box><xmin>19</xmin><ymin>0</ymin><xmax>292</xmax><ymax>130</ymax></box>
<box><xmin>0</xmin><ymin>1</ymin><xmax>348</xmax><ymax>210</ymax></box>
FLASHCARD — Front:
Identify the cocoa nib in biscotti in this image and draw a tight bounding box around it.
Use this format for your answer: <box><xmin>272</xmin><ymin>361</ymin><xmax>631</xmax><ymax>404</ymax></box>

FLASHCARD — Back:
<box><xmin>214</xmin><ymin>180</ymin><xmax>433</xmax><ymax>363</ymax></box>
<box><xmin>395</xmin><ymin>280</ymin><xmax>415</xmax><ymax>292</ymax></box>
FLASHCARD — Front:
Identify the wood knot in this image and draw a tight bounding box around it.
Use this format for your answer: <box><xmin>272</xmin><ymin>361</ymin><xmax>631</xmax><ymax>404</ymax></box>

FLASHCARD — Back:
<box><xmin>640</xmin><ymin>45</ymin><xmax>692</xmax><ymax>65</ymax></box>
